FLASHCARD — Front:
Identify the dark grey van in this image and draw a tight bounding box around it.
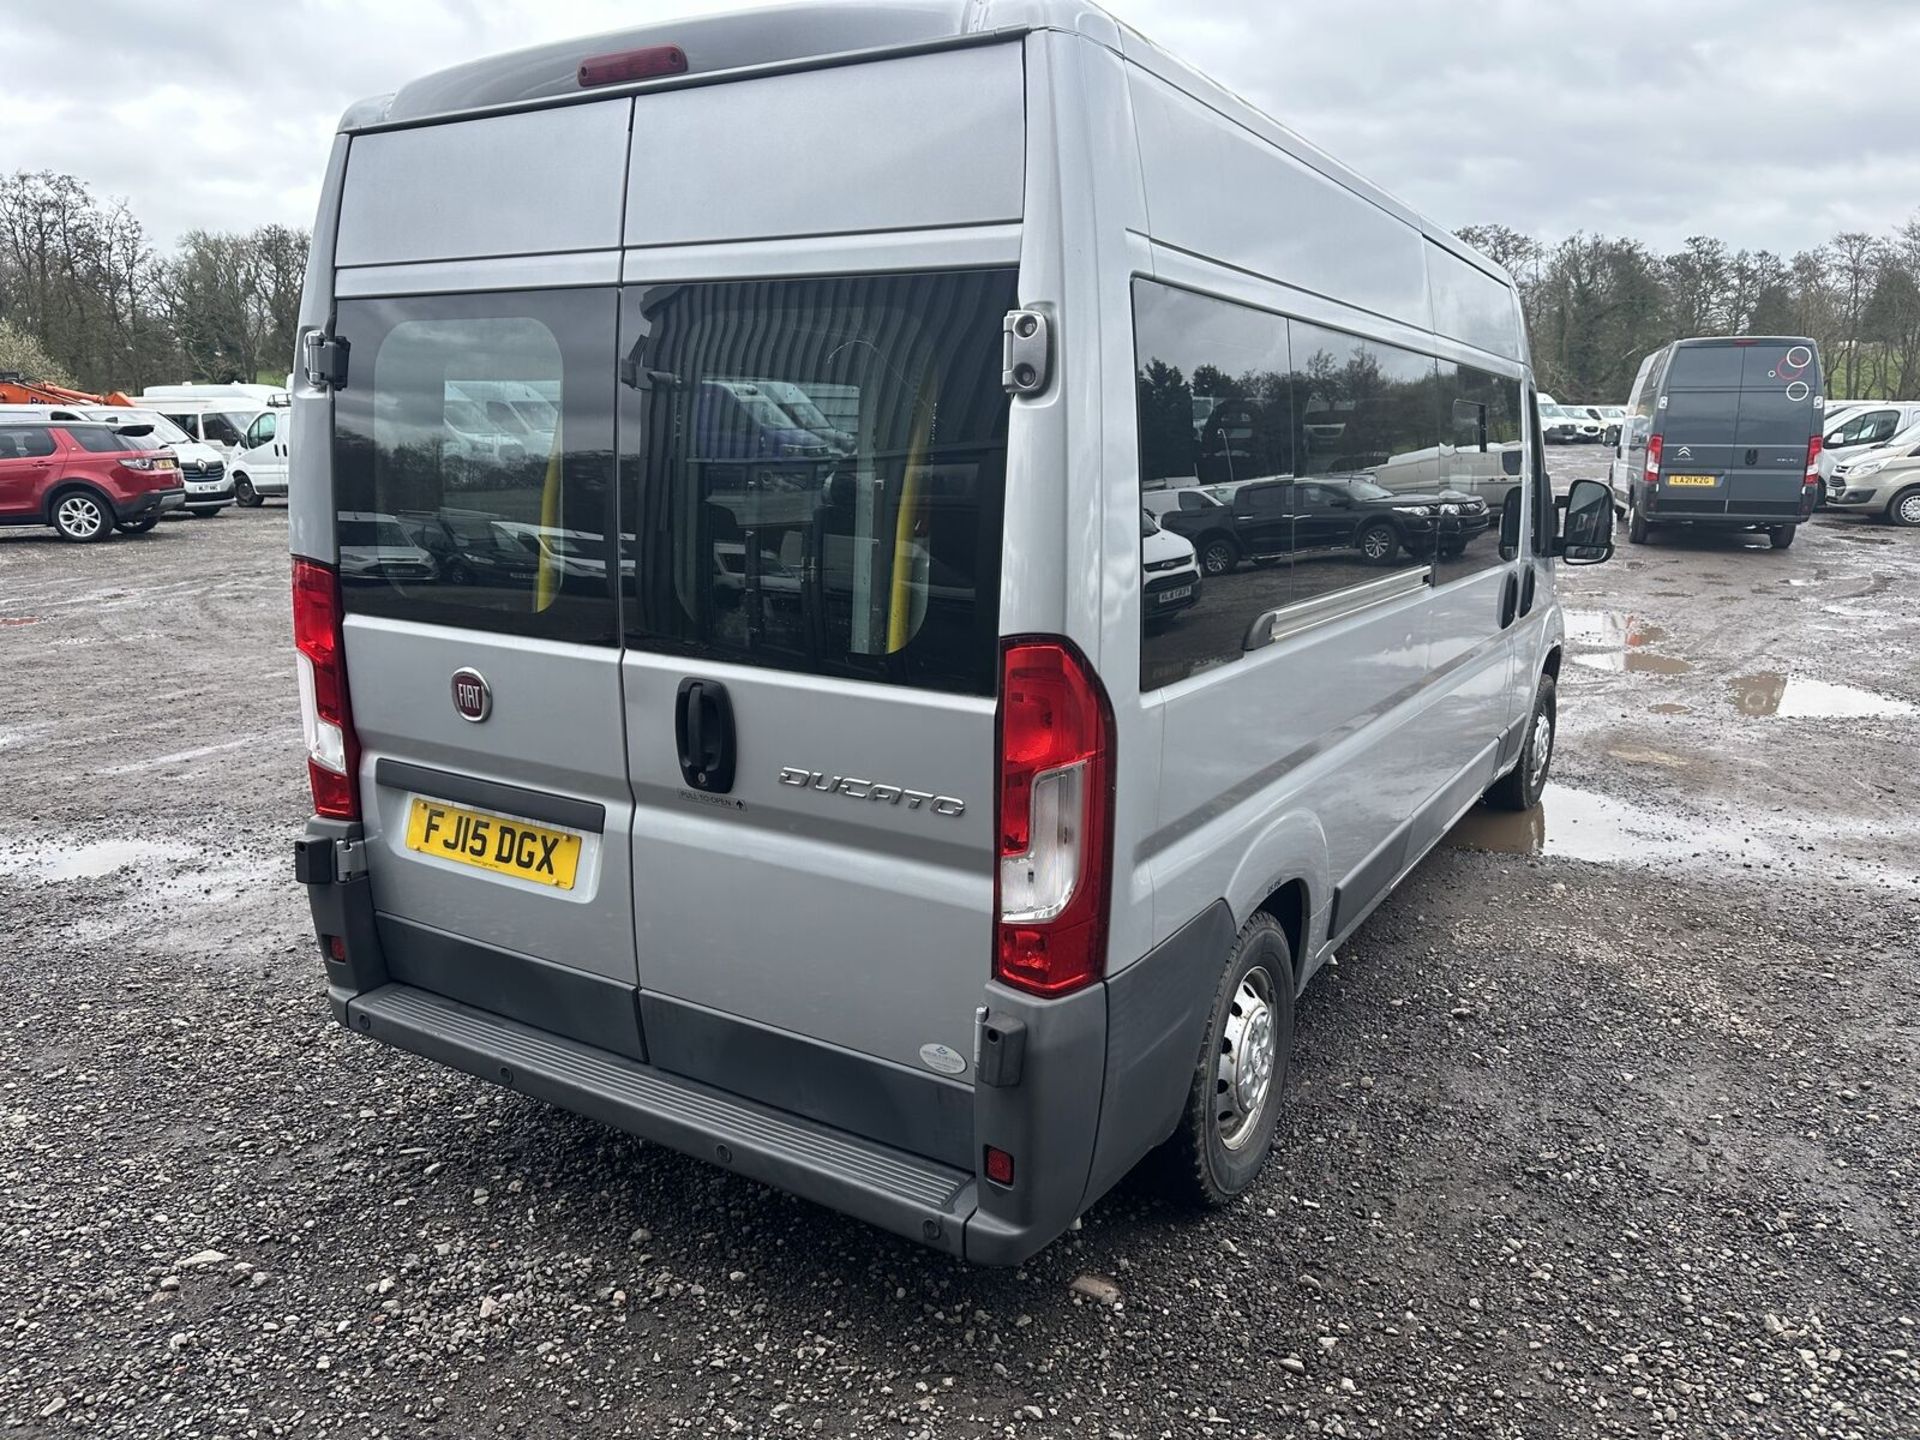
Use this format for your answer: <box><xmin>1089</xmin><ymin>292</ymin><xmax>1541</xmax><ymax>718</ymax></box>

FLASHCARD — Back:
<box><xmin>1611</xmin><ymin>337</ymin><xmax>1823</xmax><ymax>549</ymax></box>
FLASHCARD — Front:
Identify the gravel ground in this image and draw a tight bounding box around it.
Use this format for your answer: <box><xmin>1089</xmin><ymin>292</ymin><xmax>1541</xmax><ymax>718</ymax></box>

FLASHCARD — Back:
<box><xmin>2</xmin><ymin>474</ymin><xmax>1916</xmax><ymax>1438</ymax></box>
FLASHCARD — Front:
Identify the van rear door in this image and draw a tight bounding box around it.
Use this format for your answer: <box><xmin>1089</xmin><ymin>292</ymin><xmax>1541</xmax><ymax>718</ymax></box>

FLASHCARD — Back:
<box><xmin>1658</xmin><ymin>341</ymin><xmax>1818</xmax><ymax>510</ymax></box>
<box><xmin>330</xmin><ymin>287</ymin><xmax>643</xmax><ymax>1056</ymax></box>
<box><xmin>612</xmin><ymin>268</ymin><xmax>1018</xmax><ymax>1163</ymax></box>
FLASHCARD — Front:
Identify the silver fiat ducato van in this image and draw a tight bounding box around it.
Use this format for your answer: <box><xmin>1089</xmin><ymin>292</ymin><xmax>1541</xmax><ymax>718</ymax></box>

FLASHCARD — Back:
<box><xmin>291</xmin><ymin>0</ymin><xmax>1615</xmax><ymax>1264</ymax></box>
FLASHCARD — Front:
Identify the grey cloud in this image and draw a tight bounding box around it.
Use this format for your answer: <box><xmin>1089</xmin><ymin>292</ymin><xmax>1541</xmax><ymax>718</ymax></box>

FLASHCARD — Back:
<box><xmin>3</xmin><ymin>0</ymin><xmax>1914</xmax><ymax>255</ymax></box>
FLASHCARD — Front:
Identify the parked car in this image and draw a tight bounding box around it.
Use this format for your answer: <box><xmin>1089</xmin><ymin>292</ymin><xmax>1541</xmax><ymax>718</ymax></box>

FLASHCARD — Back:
<box><xmin>77</xmin><ymin>407</ymin><xmax>233</xmax><ymax>517</ymax></box>
<box><xmin>335</xmin><ymin>510</ymin><xmax>438</xmax><ymax>580</ymax></box>
<box><xmin>1230</xmin><ymin>474</ymin><xmax>1493</xmax><ymax>564</ymax></box>
<box><xmin>1140</xmin><ymin>507</ymin><xmax>1200</xmax><ymax>619</ymax></box>
<box><xmin>290</xmin><ymin>1</ymin><xmax>1615</xmax><ymax>1267</ymax></box>
<box><xmin>227</xmin><ymin>407</ymin><xmax>291</xmax><ymax>506</ymax></box>
<box><xmin>0</xmin><ymin>419</ymin><xmax>184</xmax><ymax>540</ymax></box>
<box><xmin>1611</xmin><ymin>337</ymin><xmax>1823</xmax><ymax>549</ymax></box>
<box><xmin>1819</xmin><ymin>401</ymin><xmax>1920</xmax><ymax>481</ymax></box>
<box><xmin>1825</xmin><ymin>422</ymin><xmax>1920</xmax><ymax>526</ymax></box>
<box><xmin>1590</xmin><ymin>405</ymin><xmax>1627</xmax><ymax>446</ymax></box>
<box><xmin>396</xmin><ymin>508</ymin><xmax>542</xmax><ymax>586</ymax></box>
<box><xmin>1144</xmin><ymin>482</ymin><xmax>1241</xmax><ymax>575</ymax></box>
<box><xmin>1539</xmin><ymin>404</ymin><xmax>1586</xmax><ymax>444</ymax></box>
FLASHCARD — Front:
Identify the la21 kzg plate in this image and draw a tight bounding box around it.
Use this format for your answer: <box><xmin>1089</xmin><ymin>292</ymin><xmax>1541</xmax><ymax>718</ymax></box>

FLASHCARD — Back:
<box><xmin>1665</xmin><ymin>474</ymin><xmax>1719</xmax><ymax>487</ymax></box>
<box><xmin>404</xmin><ymin>797</ymin><xmax>582</xmax><ymax>889</ymax></box>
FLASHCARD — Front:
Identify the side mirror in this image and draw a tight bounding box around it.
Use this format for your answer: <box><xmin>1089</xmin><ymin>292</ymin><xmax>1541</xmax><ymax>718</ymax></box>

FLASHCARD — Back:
<box><xmin>1555</xmin><ymin>477</ymin><xmax>1615</xmax><ymax>565</ymax></box>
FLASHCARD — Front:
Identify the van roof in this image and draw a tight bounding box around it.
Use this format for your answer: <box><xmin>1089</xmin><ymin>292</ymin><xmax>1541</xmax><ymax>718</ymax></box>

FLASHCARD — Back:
<box><xmin>339</xmin><ymin>0</ymin><xmax>1508</xmax><ymax>296</ymax></box>
<box><xmin>1669</xmin><ymin>335</ymin><xmax>1817</xmax><ymax>348</ymax></box>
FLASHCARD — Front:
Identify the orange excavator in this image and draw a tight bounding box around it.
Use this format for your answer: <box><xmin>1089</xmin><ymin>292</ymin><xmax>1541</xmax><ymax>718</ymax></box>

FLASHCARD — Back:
<box><xmin>0</xmin><ymin>373</ymin><xmax>134</xmax><ymax>406</ymax></box>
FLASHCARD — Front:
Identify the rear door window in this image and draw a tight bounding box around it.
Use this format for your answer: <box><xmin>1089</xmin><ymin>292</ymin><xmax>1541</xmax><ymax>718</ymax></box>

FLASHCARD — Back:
<box><xmin>331</xmin><ymin>288</ymin><xmax>618</xmax><ymax>644</ymax></box>
<box><xmin>0</xmin><ymin>426</ymin><xmax>56</xmax><ymax>458</ymax></box>
<box><xmin>1663</xmin><ymin>345</ymin><xmax>1745</xmax><ymax>389</ymax></box>
<box><xmin>617</xmin><ymin>268</ymin><xmax>1016</xmax><ymax>696</ymax></box>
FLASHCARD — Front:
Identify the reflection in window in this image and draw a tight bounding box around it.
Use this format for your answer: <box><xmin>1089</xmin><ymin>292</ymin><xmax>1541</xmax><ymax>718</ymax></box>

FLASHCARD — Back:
<box><xmin>619</xmin><ymin>270</ymin><xmax>1015</xmax><ymax>696</ymax></box>
<box><xmin>332</xmin><ymin>290</ymin><xmax>617</xmax><ymax>644</ymax></box>
<box><xmin>1434</xmin><ymin>364</ymin><xmax>1520</xmax><ymax>581</ymax></box>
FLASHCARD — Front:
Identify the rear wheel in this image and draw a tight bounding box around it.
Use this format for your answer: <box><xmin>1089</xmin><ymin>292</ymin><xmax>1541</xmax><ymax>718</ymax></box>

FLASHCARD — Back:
<box><xmin>51</xmin><ymin>488</ymin><xmax>113</xmax><ymax>543</ymax></box>
<box><xmin>1486</xmin><ymin>671</ymin><xmax>1556</xmax><ymax>811</ymax></box>
<box><xmin>1627</xmin><ymin>499</ymin><xmax>1650</xmax><ymax>545</ymax></box>
<box><xmin>116</xmin><ymin>515</ymin><xmax>159</xmax><ymax>535</ymax></box>
<box><xmin>1889</xmin><ymin>487</ymin><xmax>1920</xmax><ymax>528</ymax></box>
<box><xmin>1768</xmin><ymin>523</ymin><xmax>1796</xmax><ymax>550</ymax></box>
<box><xmin>1199</xmin><ymin>535</ymin><xmax>1240</xmax><ymax>577</ymax></box>
<box><xmin>233</xmin><ymin>473</ymin><xmax>262</xmax><ymax>507</ymax></box>
<box><xmin>188</xmin><ymin>507</ymin><xmax>222</xmax><ymax>519</ymax></box>
<box><xmin>1157</xmin><ymin>913</ymin><xmax>1294</xmax><ymax>1206</ymax></box>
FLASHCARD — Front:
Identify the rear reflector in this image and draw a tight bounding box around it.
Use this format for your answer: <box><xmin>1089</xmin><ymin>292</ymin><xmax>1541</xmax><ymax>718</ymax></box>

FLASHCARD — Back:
<box><xmin>293</xmin><ymin>559</ymin><xmax>360</xmax><ymax>821</ymax></box>
<box><xmin>984</xmin><ymin>1146</ymin><xmax>1015</xmax><ymax>1187</ymax></box>
<box><xmin>579</xmin><ymin>45</ymin><xmax>688</xmax><ymax>87</ymax></box>
<box><xmin>994</xmin><ymin>639</ymin><xmax>1114</xmax><ymax>997</ymax></box>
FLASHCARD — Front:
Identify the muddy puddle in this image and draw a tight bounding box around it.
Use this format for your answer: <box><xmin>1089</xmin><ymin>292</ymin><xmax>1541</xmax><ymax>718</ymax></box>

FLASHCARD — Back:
<box><xmin>0</xmin><ymin>837</ymin><xmax>195</xmax><ymax>883</ymax></box>
<box><xmin>1563</xmin><ymin>608</ymin><xmax>1693</xmax><ymax>675</ymax></box>
<box><xmin>1445</xmin><ymin>784</ymin><xmax>1919</xmax><ymax>892</ymax></box>
<box><xmin>1728</xmin><ymin>673</ymin><xmax>1917</xmax><ymax>719</ymax></box>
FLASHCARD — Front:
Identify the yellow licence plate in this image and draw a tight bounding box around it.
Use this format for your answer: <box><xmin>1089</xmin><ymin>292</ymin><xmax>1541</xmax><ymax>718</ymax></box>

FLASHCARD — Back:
<box><xmin>404</xmin><ymin>798</ymin><xmax>582</xmax><ymax>890</ymax></box>
<box><xmin>1666</xmin><ymin>474</ymin><xmax>1719</xmax><ymax>487</ymax></box>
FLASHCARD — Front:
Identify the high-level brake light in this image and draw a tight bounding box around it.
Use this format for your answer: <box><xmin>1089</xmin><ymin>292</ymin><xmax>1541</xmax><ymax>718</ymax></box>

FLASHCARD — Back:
<box><xmin>579</xmin><ymin>45</ymin><xmax>688</xmax><ymax>88</ymax></box>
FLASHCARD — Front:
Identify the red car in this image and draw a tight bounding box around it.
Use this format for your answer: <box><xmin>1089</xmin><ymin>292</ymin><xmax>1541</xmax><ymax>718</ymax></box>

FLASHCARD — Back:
<box><xmin>0</xmin><ymin>420</ymin><xmax>185</xmax><ymax>541</ymax></box>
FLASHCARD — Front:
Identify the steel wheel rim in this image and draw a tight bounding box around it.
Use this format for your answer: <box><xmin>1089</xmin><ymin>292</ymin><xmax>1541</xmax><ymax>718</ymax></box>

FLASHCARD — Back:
<box><xmin>1529</xmin><ymin>705</ymin><xmax>1553</xmax><ymax>789</ymax></box>
<box><xmin>58</xmin><ymin>495</ymin><xmax>104</xmax><ymax>537</ymax></box>
<box><xmin>1898</xmin><ymin>492</ymin><xmax>1920</xmax><ymax>526</ymax></box>
<box><xmin>1217</xmin><ymin>964</ymin><xmax>1279</xmax><ymax>1151</ymax></box>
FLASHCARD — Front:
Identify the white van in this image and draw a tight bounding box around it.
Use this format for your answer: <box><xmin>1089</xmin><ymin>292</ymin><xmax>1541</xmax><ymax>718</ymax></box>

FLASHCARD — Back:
<box><xmin>227</xmin><ymin>407</ymin><xmax>291</xmax><ymax>506</ymax></box>
<box><xmin>140</xmin><ymin>382</ymin><xmax>290</xmax><ymax>409</ymax></box>
<box><xmin>134</xmin><ymin>398</ymin><xmax>263</xmax><ymax>460</ymax></box>
<box><xmin>289</xmin><ymin>1</ymin><xmax>1614</xmax><ymax>1264</ymax></box>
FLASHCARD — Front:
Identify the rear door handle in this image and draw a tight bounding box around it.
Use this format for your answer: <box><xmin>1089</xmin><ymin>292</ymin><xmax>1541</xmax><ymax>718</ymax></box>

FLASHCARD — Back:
<box><xmin>675</xmin><ymin>678</ymin><xmax>737</xmax><ymax>794</ymax></box>
<box><xmin>1498</xmin><ymin>572</ymin><xmax>1520</xmax><ymax>629</ymax></box>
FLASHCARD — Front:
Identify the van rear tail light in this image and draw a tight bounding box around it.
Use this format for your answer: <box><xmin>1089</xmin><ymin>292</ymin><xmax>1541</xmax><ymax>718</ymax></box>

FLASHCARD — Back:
<box><xmin>1804</xmin><ymin>433</ymin><xmax>1822</xmax><ymax>486</ymax></box>
<box><xmin>292</xmin><ymin>558</ymin><xmax>360</xmax><ymax>820</ymax></box>
<box><xmin>1643</xmin><ymin>433</ymin><xmax>1662</xmax><ymax>487</ymax></box>
<box><xmin>994</xmin><ymin>639</ymin><xmax>1113</xmax><ymax>997</ymax></box>
<box><xmin>578</xmin><ymin>45</ymin><xmax>688</xmax><ymax>87</ymax></box>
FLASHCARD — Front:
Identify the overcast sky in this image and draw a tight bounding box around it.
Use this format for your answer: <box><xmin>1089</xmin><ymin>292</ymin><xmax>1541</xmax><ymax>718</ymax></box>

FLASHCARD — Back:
<box><xmin>5</xmin><ymin>0</ymin><xmax>1917</xmax><ymax>259</ymax></box>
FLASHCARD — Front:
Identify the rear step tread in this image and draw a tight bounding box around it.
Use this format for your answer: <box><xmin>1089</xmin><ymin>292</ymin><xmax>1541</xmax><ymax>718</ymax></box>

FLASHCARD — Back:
<box><xmin>350</xmin><ymin>984</ymin><xmax>974</xmax><ymax>1225</ymax></box>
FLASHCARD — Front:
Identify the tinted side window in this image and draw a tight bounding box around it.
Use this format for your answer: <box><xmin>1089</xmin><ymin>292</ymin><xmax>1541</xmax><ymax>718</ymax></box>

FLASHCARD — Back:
<box><xmin>248</xmin><ymin>412</ymin><xmax>278</xmax><ymax>446</ymax></box>
<box><xmin>65</xmin><ymin>426</ymin><xmax>158</xmax><ymax>453</ymax></box>
<box><xmin>0</xmin><ymin>427</ymin><xmax>56</xmax><ymax>458</ymax></box>
<box><xmin>1133</xmin><ymin>281</ymin><xmax>1296</xmax><ymax>689</ymax></box>
<box><xmin>1288</xmin><ymin>320</ymin><xmax>1438</xmax><ymax>603</ymax></box>
<box><xmin>333</xmin><ymin>288</ymin><xmax>617</xmax><ymax>645</ymax></box>
<box><xmin>1437</xmin><ymin>363</ymin><xmax>1523</xmax><ymax>582</ymax></box>
<box><xmin>619</xmin><ymin>269</ymin><xmax>1014</xmax><ymax>696</ymax></box>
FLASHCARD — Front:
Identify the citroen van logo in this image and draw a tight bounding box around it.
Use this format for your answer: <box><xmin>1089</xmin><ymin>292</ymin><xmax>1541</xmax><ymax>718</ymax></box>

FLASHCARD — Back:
<box><xmin>1676</xmin><ymin>445</ymin><xmax>1693</xmax><ymax>459</ymax></box>
<box><xmin>778</xmin><ymin>766</ymin><xmax>965</xmax><ymax>817</ymax></box>
<box><xmin>451</xmin><ymin>668</ymin><xmax>491</xmax><ymax>723</ymax></box>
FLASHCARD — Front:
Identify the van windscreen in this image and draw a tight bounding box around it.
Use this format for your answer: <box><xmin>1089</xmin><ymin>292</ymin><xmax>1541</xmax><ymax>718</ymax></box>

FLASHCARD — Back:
<box><xmin>617</xmin><ymin>269</ymin><xmax>1017</xmax><ymax>696</ymax></box>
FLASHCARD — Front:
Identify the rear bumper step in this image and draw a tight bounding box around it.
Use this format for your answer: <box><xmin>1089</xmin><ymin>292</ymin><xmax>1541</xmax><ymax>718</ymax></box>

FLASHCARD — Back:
<box><xmin>344</xmin><ymin>983</ymin><xmax>977</xmax><ymax>1255</ymax></box>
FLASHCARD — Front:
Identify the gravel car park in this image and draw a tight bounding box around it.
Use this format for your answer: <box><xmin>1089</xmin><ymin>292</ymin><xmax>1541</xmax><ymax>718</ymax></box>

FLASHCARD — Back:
<box><xmin>2</xmin><ymin>455</ymin><xmax>1917</xmax><ymax>1437</ymax></box>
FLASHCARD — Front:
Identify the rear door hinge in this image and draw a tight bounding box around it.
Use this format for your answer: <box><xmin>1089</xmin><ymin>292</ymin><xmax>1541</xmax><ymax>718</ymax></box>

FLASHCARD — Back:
<box><xmin>1001</xmin><ymin>309</ymin><xmax>1051</xmax><ymax>397</ymax></box>
<box><xmin>302</xmin><ymin>331</ymin><xmax>350</xmax><ymax>391</ymax></box>
<box><xmin>333</xmin><ymin>838</ymin><xmax>367</xmax><ymax>880</ymax></box>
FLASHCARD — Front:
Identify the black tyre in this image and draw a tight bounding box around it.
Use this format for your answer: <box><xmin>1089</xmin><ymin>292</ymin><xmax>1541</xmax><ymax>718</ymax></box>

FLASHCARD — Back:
<box><xmin>1486</xmin><ymin>671</ymin><xmax>1556</xmax><ymax>811</ymax></box>
<box><xmin>1357</xmin><ymin>520</ymin><xmax>1398</xmax><ymax>565</ymax></box>
<box><xmin>1157</xmin><ymin>912</ymin><xmax>1294</xmax><ymax>1207</ymax></box>
<box><xmin>188</xmin><ymin>507</ymin><xmax>222</xmax><ymax>519</ymax></box>
<box><xmin>233</xmin><ymin>473</ymin><xmax>263</xmax><ymax>507</ymax></box>
<box><xmin>51</xmin><ymin>488</ymin><xmax>114</xmax><ymax>543</ymax></box>
<box><xmin>1888</xmin><ymin>487</ymin><xmax>1920</xmax><ymax>528</ymax></box>
<box><xmin>1627</xmin><ymin>499</ymin><xmax>1650</xmax><ymax>545</ymax></box>
<box><xmin>116</xmin><ymin>515</ymin><xmax>160</xmax><ymax>535</ymax></box>
<box><xmin>1199</xmin><ymin>535</ymin><xmax>1240</xmax><ymax>577</ymax></box>
<box><xmin>1768</xmin><ymin>523</ymin><xmax>1796</xmax><ymax>550</ymax></box>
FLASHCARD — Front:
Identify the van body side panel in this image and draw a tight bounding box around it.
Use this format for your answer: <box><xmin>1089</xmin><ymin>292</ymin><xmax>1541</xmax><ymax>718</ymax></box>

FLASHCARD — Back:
<box><xmin>336</xmin><ymin>101</ymin><xmax>632</xmax><ymax>266</ymax></box>
<box><xmin>1126</xmin><ymin>67</ymin><xmax>1428</xmax><ymax>329</ymax></box>
<box><xmin>624</xmin><ymin>44</ymin><xmax>1024</xmax><ymax>248</ymax></box>
<box><xmin>290</xmin><ymin>134</ymin><xmax>349</xmax><ymax>565</ymax></box>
